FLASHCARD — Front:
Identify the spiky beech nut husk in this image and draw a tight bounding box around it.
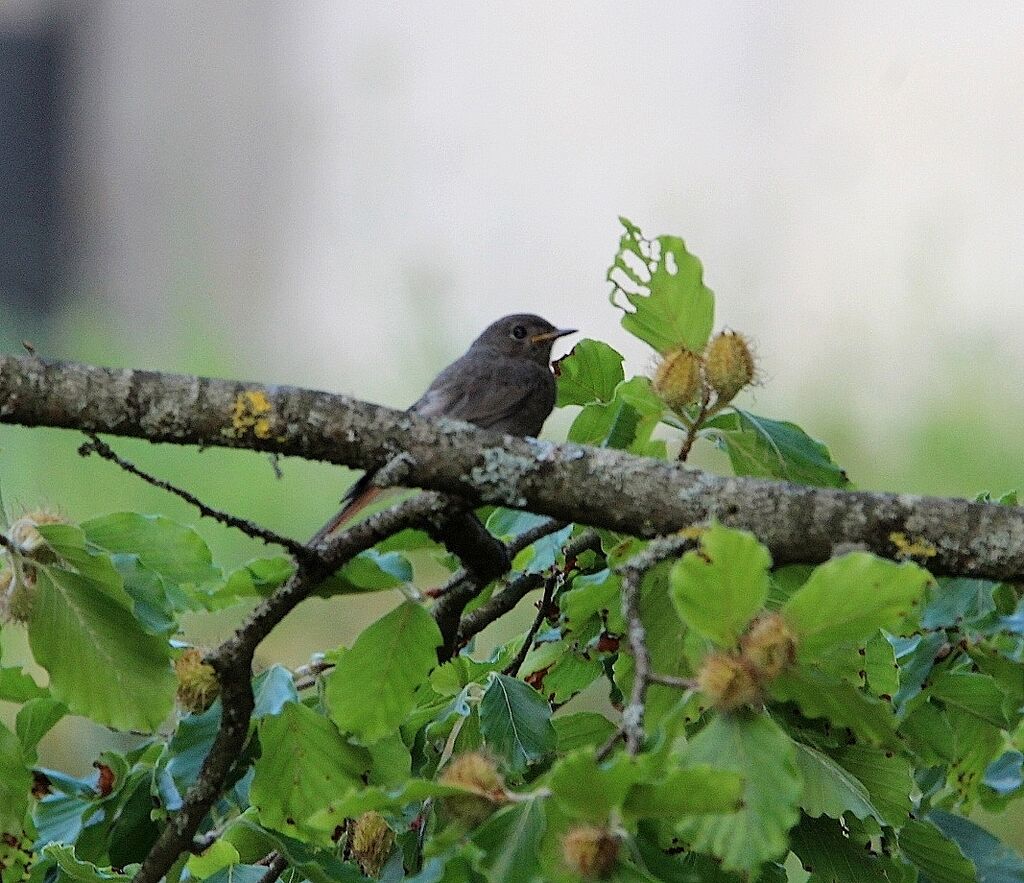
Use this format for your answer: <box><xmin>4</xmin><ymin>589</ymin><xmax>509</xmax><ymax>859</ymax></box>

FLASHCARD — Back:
<box><xmin>438</xmin><ymin>752</ymin><xmax>506</xmax><ymax>827</ymax></box>
<box><xmin>5</xmin><ymin>571</ymin><xmax>38</xmax><ymax>624</ymax></box>
<box><xmin>561</xmin><ymin>825</ymin><xmax>620</xmax><ymax>879</ymax></box>
<box><xmin>696</xmin><ymin>651</ymin><xmax>761</xmax><ymax>711</ymax></box>
<box><xmin>8</xmin><ymin>510</ymin><xmax>68</xmax><ymax>560</ymax></box>
<box><xmin>740</xmin><ymin>613</ymin><xmax>797</xmax><ymax>682</ymax></box>
<box><xmin>652</xmin><ymin>347</ymin><xmax>703</xmax><ymax>411</ymax></box>
<box><xmin>0</xmin><ymin>565</ymin><xmax>15</xmax><ymax>623</ymax></box>
<box><xmin>351</xmin><ymin>811</ymin><xmax>395</xmax><ymax>878</ymax></box>
<box><xmin>174</xmin><ymin>648</ymin><xmax>219</xmax><ymax>714</ymax></box>
<box><xmin>704</xmin><ymin>331</ymin><xmax>755</xmax><ymax>403</ymax></box>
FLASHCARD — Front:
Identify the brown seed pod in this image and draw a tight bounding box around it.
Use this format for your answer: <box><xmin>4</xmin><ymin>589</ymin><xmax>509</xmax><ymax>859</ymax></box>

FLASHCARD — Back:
<box><xmin>740</xmin><ymin>613</ymin><xmax>797</xmax><ymax>682</ymax></box>
<box><xmin>696</xmin><ymin>651</ymin><xmax>762</xmax><ymax>711</ymax></box>
<box><xmin>174</xmin><ymin>648</ymin><xmax>220</xmax><ymax>714</ymax></box>
<box><xmin>351</xmin><ymin>811</ymin><xmax>395</xmax><ymax>878</ymax></box>
<box><xmin>8</xmin><ymin>509</ymin><xmax>69</xmax><ymax>560</ymax></box>
<box><xmin>561</xmin><ymin>825</ymin><xmax>620</xmax><ymax>879</ymax></box>
<box><xmin>652</xmin><ymin>347</ymin><xmax>703</xmax><ymax>411</ymax></box>
<box><xmin>704</xmin><ymin>331</ymin><xmax>756</xmax><ymax>404</ymax></box>
<box><xmin>438</xmin><ymin>751</ymin><xmax>507</xmax><ymax>827</ymax></box>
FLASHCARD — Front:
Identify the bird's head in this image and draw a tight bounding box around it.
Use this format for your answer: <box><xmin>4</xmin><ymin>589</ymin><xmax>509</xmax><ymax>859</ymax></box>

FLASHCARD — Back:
<box><xmin>471</xmin><ymin>314</ymin><xmax>576</xmax><ymax>363</ymax></box>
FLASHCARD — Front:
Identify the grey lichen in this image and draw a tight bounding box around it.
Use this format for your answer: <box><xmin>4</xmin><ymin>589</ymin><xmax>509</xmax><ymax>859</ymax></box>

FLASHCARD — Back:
<box><xmin>467</xmin><ymin>447</ymin><xmax>534</xmax><ymax>507</ymax></box>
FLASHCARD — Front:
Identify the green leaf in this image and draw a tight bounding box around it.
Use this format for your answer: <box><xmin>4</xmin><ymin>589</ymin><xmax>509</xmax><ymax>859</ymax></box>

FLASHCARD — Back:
<box><xmin>0</xmin><ymin>663</ymin><xmax>48</xmax><ymax>702</ymax></box>
<box><xmin>0</xmin><ymin>720</ymin><xmax>31</xmax><ymax>833</ymax></box>
<box><xmin>325</xmin><ymin>601</ymin><xmax>441</xmax><ymax>744</ymax></box>
<box><xmin>670</xmin><ymin>525</ymin><xmax>771</xmax><ymax>647</ymax></box>
<box><xmin>16</xmin><ymin>697</ymin><xmax>66</xmax><ymax>759</ymax></box>
<box><xmin>929</xmin><ymin>809</ymin><xmax>1024</xmax><ymax>882</ymax></box>
<box><xmin>552</xmin><ymin>712</ymin><xmax>617</xmax><ymax>753</ymax></box>
<box><xmin>928</xmin><ymin>671</ymin><xmax>1013</xmax><ymax>729</ymax></box>
<box><xmin>560</xmin><ymin>568</ymin><xmax>624</xmax><ymax>634</ymax></box>
<box><xmin>212</xmin><ymin>557</ymin><xmax>294</xmax><ymax>606</ymax></box>
<box><xmin>554</xmin><ymin>339</ymin><xmax>625</xmax><ymax>407</ymax></box>
<box><xmin>187</xmin><ymin>840</ymin><xmax>241</xmax><ymax>879</ymax></box>
<box><xmin>568</xmin><ymin>377</ymin><xmax>666</xmax><ymax>456</ymax></box>
<box><xmin>30</xmin><ymin>525</ymin><xmax>175</xmax><ymax>731</ymax></box>
<box><xmin>782</xmin><ymin>553</ymin><xmax>930</xmax><ymax>661</ymax></box>
<box><xmin>472</xmin><ymin>800</ymin><xmax>546</xmax><ymax>883</ymax></box>
<box><xmin>705</xmin><ymin>410</ymin><xmax>849</xmax><ymax>488</ymax></box>
<box><xmin>549</xmin><ymin>750</ymin><xmax>640</xmax><ymax>823</ymax></box>
<box><xmin>769</xmin><ymin>668</ymin><xmax>898</xmax><ymax>747</ymax></box>
<box><xmin>899</xmin><ymin>819</ymin><xmax>978</xmax><ymax>883</ymax></box>
<box><xmin>793</xmin><ymin>743</ymin><xmax>878</xmax><ymax>821</ymax></box>
<box><xmin>42</xmin><ymin>845</ymin><xmax>131</xmax><ymax>882</ymax></box>
<box><xmin>250</xmin><ymin>702</ymin><xmax>370</xmax><ymax>844</ymax></box>
<box><xmin>315</xmin><ymin>549</ymin><xmax>413</xmax><ymax>597</ymax></box>
<box><xmin>479</xmin><ymin>673</ymin><xmax>556</xmax><ymax>776</ymax></box>
<box><xmin>623</xmin><ymin>765</ymin><xmax>745</xmax><ymax>818</ymax></box>
<box><xmin>82</xmin><ymin>512</ymin><xmax>219</xmax><ymax>593</ymax></box>
<box><xmin>608</xmin><ymin>219</ymin><xmax>715</xmax><ymax>353</ymax></box>
<box><xmin>615</xmin><ymin>561</ymin><xmax>692</xmax><ymax>733</ymax></box>
<box><xmin>832</xmin><ymin>744</ymin><xmax>914</xmax><ymax>828</ymax></box>
<box><xmin>675</xmin><ymin>712</ymin><xmax>801</xmax><ymax>875</ymax></box>
<box><xmin>788</xmin><ymin>814</ymin><xmax>902</xmax><ymax>883</ymax></box>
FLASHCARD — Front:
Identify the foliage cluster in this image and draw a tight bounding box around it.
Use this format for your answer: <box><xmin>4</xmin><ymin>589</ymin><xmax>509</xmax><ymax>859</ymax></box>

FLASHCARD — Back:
<box><xmin>2</xmin><ymin>220</ymin><xmax>1024</xmax><ymax>882</ymax></box>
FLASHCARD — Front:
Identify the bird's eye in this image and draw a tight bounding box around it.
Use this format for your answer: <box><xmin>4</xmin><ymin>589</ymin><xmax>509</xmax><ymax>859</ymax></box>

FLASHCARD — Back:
<box><xmin>511</xmin><ymin>324</ymin><xmax>528</xmax><ymax>340</ymax></box>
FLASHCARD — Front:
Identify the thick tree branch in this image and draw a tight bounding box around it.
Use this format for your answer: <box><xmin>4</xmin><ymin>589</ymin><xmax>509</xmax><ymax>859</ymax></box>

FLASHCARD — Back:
<box><xmin>2</xmin><ymin>354</ymin><xmax>1023</xmax><ymax>581</ymax></box>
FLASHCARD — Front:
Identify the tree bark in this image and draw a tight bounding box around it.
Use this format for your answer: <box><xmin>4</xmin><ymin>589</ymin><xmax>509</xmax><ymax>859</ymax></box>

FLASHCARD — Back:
<box><xmin>2</xmin><ymin>354</ymin><xmax>1023</xmax><ymax>581</ymax></box>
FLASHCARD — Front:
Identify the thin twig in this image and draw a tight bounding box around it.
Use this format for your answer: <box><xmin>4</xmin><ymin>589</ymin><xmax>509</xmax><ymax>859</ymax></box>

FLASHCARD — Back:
<box><xmin>502</xmin><ymin>575</ymin><xmax>557</xmax><ymax>677</ymax></box>
<box><xmin>617</xmin><ymin>535</ymin><xmax>697</xmax><ymax>754</ymax></box>
<box><xmin>456</xmin><ymin>528</ymin><xmax>601</xmax><ymax>646</ymax></box>
<box><xmin>257</xmin><ymin>852</ymin><xmax>289</xmax><ymax>883</ymax></box>
<box><xmin>432</xmin><ymin>518</ymin><xmax>569</xmax><ymax>658</ymax></box>
<box><xmin>292</xmin><ymin>657</ymin><xmax>335</xmax><ymax>691</ymax></box>
<box><xmin>80</xmin><ymin>434</ymin><xmax>311</xmax><ymax>559</ymax></box>
<box><xmin>677</xmin><ymin>388</ymin><xmax>711</xmax><ymax>462</ymax></box>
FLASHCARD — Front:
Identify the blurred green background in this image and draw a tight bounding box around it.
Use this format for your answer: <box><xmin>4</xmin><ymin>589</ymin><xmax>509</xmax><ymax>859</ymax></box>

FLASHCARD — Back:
<box><xmin>1</xmin><ymin>0</ymin><xmax>1023</xmax><ymax>853</ymax></box>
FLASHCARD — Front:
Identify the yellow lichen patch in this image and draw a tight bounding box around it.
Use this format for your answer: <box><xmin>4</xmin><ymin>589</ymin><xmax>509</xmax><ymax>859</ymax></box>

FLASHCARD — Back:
<box><xmin>228</xmin><ymin>390</ymin><xmax>275</xmax><ymax>439</ymax></box>
<box><xmin>889</xmin><ymin>531</ymin><xmax>937</xmax><ymax>560</ymax></box>
<box><xmin>677</xmin><ymin>525</ymin><xmax>707</xmax><ymax>540</ymax></box>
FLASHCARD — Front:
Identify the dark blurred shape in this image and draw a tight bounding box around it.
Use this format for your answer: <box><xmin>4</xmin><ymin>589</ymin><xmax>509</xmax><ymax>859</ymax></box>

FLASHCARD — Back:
<box><xmin>0</xmin><ymin>27</ymin><xmax>63</xmax><ymax>314</ymax></box>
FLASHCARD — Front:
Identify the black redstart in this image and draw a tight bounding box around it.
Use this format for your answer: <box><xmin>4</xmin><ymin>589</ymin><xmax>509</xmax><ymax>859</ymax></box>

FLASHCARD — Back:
<box><xmin>312</xmin><ymin>314</ymin><xmax>576</xmax><ymax>541</ymax></box>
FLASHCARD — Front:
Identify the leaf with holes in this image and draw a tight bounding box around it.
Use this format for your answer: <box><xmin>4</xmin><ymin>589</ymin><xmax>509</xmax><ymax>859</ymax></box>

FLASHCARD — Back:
<box><xmin>608</xmin><ymin>218</ymin><xmax>715</xmax><ymax>354</ymax></box>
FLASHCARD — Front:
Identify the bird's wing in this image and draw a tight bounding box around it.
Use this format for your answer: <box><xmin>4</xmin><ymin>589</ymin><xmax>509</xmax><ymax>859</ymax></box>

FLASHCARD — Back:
<box><xmin>411</xmin><ymin>358</ymin><xmax>552</xmax><ymax>433</ymax></box>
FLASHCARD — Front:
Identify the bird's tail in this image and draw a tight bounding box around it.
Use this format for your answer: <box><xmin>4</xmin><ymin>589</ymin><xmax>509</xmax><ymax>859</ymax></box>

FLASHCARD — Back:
<box><xmin>308</xmin><ymin>472</ymin><xmax>382</xmax><ymax>545</ymax></box>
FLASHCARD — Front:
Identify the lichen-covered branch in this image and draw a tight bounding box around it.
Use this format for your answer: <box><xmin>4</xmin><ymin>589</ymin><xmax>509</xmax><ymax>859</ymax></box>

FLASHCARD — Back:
<box><xmin>3</xmin><ymin>354</ymin><xmax>1024</xmax><ymax>581</ymax></box>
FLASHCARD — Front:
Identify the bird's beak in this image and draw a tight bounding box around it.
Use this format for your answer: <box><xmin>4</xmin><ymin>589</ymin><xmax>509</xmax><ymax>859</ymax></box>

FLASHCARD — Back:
<box><xmin>531</xmin><ymin>327</ymin><xmax>577</xmax><ymax>344</ymax></box>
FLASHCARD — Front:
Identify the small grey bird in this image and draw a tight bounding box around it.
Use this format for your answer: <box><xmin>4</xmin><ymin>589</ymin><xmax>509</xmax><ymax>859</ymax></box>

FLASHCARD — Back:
<box><xmin>313</xmin><ymin>314</ymin><xmax>576</xmax><ymax>541</ymax></box>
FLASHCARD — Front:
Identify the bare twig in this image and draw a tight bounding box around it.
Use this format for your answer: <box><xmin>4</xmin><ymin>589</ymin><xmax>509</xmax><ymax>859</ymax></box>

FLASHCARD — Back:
<box><xmin>456</xmin><ymin>529</ymin><xmax>601</xmax><ymax>646</ymax></box>
<box><xmin>617</xmin><ymin>535</ymin><xmax>696</xmax><ymax>754</ymax></box>
<box><xmin>432</xmin><ymin>518</ymin><xmax>568</xmax><ymax>658</ymax></box>
<box><xmin>677</xmin><ymin>388</ymin><xmax>711</xmax><ymax>462</ymax></box>
<box><xmin>502</xmin><ymin>575</ymin><xmax>557</xmax><ymax>677</ymax></box>
<box><xmin>79</xmin><ymin>434</ymin><xmax>311</xmax><ymax>559</ymax></box>
<box><xmin>292</xmin><ymin>657</ymin><xmax>335</xmax><ymax>691</ymax></box>
<box><xmin>257</xmin><ymin>852</ymin><xmax>290</xmax><ymax>883</ymax></box>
